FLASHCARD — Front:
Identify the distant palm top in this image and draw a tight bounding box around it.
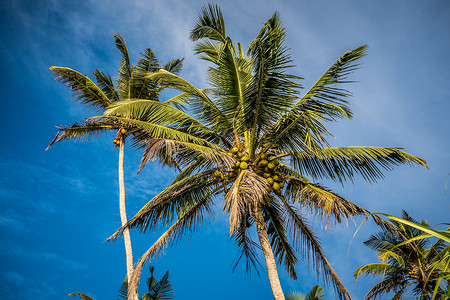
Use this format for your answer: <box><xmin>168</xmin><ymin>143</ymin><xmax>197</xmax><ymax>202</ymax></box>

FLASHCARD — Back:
<box><xmin>106</xmin><ymin>4</ymin><xmax>427</xmax><ymax>300</ymax></box>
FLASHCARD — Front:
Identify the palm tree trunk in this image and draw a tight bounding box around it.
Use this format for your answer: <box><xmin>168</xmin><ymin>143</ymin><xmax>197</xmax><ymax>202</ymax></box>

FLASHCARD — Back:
<box><xmin>118</xmin><ymin>137</ymin><xmax>138</xmax><ymax>300</ymax></box>
<box><xmin>253</xmin><ymin>205</ymin><xmax>285</xmax><ymax>300</ymax></box>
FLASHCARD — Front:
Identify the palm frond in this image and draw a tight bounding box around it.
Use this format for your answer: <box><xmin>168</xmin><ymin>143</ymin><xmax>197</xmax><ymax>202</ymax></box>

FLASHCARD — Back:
<box><xmin>277</xmin><ymin>195</ymin><xmax>351</xmax><ymax>300</ymax></box>
<box><xmin>68</xmin><ymin>293</ymin><xmax>95</xmax><ymax>300</ymax></box>
<box><xmin>50</xmin><ymin>66</ymin><xmax>111</xmax><ymax>110</ymax></box>
<box><xmin>125</xmin><ymin>188</ymin><xmax>218</xmax><ymax>298</ymax></box>
<box><xmin>46</xmin><ymin>122</ymin><xmax>110</xmax><ymax>150</ymax></box>
<box><xmin>163</xmin><ymin>58</ymin><xmax>184</xmax><ymax>74</ymax></box>
<box><xmin>287</xmin><ymin>146</ymin><xmax>427</xmax><ymax>183</ymax></box>
<box><xmin>231</xmin><ymin>215</ymin><xmax>262</xmax><ymax>277</ymax></box>
<box><xmin>264</xmin><ymin>197</ymin><xmax>298</xmax><ymax>279</ymax></box>
<box><xmin>93</xmin><ymin>69</ymin><xmax>120</xmax><ymax>102</ymax></box>
<box><xmin>190</xmin><ymin>3</ymin><xmax>226</xmax><ymax>42</ymax></box>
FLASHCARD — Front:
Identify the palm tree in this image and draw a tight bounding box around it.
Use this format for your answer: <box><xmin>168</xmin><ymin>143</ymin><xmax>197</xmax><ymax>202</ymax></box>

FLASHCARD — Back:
<box><xmin>285</xmin><ymin>285</ymin><xmax>325</xmax><ymax>300</ymax></box>
<box><xmin>47</xmin><ymin>33</ymin><xmax>183</xmax><ymax>299</ymax></box>
<box><xmin>354</xmin><ymin>211</ymin><xmax>449</xmax><ymax>299</ymax></box>
<box><xmin>69</xmin><ymin>265</ymin><xmax>174</xmax><ymax>300</ymax></box>
<box><xmin>107</xmin><ymin>4</ymin><xmax>427</xmax><ymax>300</ymax></box>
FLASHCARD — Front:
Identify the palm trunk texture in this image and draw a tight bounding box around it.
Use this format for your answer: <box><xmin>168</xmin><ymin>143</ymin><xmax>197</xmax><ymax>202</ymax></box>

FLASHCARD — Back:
<box><xmin>254</xmin><ymin>205</ymin><xmax>285</xmax><ymax>300</ymax></box>
<box><xmin>118</xmin><ymin>138</ymin><xmax>138</xmax><ymax>300</ymax></box>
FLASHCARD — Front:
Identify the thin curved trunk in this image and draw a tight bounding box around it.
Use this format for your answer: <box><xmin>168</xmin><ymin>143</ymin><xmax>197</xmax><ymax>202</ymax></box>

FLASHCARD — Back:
<box><xmin>118</xmin><ymin>137</ymin><xmax>138</xmax><ymax>300</ymax></box>
<box><xmin>253</xmin><ymin>205</ymin><xmax>285</xmax><ymax>300</ymax></box>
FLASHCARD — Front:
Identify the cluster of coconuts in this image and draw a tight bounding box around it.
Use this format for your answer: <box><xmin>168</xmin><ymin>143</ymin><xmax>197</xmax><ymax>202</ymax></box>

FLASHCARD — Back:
<box><xmin>256</xmin><ymin>153</ymin><xmax>285</xmax><ymax>193</ymax></box>
<box><xmin>213</xmin><ymin>145</ymin><xmax>286</xmax><ymax>194</ymax></box>
<box><xmin>112</xmin><ymin>128</ymin><xmax>127</xmax><ymax>146</ymax></box>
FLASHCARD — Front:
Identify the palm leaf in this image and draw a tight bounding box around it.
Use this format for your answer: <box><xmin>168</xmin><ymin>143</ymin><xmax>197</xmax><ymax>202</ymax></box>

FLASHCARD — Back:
<box><xmin>46</xmin><ymin>122</ymin><xmax>110</xmax><ymax>150</ymax></box>
<box><xmin>50</xmin><ymin>67</ymin><xmax>110</xmax><ymax>110</ymax></box>
<box><xmin>68</xmin><ymin>293</ymin><xmax>95</xmax><ymax>300</ymax></box>
<box><xmin>286</xmin><ymin>146</ymin><xmax>427</xmax><ymax>183</ymax></box>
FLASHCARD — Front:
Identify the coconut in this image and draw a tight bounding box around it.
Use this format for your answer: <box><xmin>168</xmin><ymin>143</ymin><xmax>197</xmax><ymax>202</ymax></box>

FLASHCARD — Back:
<box><xmin>279</xmin><ymin>163</ymin><xmax>285</xmax><ymax>168</ymax></box>
<box><xmin>272</xmin><ymin>174</ymin><xmax>279</xmax><ymax>181</ymax></box>
<box><xmin>241</xmin><ymin>156</ymin><xmax>250</xmax><ymax>162</ymax></box>
<box><xmin>214</xmin><ymin>171</ymin><xmax>222</xmax><ymax>177</ymax></box>
<box><xmin>273</xmin><ymin>182</ymin><xmax>281</xmax><ymax>191</ymax></box>
<box><xmin>264</xmin><ymin>167</ymin><xmax>270</xmax><ymax>173</ymax></box>
<box><xmin>115</xmin><ymin>113</ymin><xmax>121</xmax><ymax>117</ymax></box>
<box><xmin>258</xmin><ymin>160</ymin><xmax>268</xmax><ymax>167</ymax></box>
<box><xmin>260</xmin><ymin>153</ymin><xmax>268</xmax><ymax>160</ymax></box>
<box><xmin>263</xmin><ymin>173</ymin><xmax>271</xmax><ymax>178</ymax></box>
<box><xmin>265</xmin><ymin>185</ymin><xmax>271</xmax><ymax>192</ymax></box>
<box><xmin>267</xmin><ymin>162</ymin><xmax>275</xmax><ymax>170</ymax></box>
<box><xmin>120</xmin><ymin>129</ymin><xmax>127</xmax><ymax>135</ymax></box>
<box><xmin>231</xmin><ymin>147</ymin><xmax>239</xmax><ymax>153</ymax></box>
<box><xmin>271</xmin><ymin>159</ymin><xmax>280</xmax><ymax>166</ymax></box>
<box><xmin>235</xmin><ymin>161</ymin><xmax>241</xmax><ymax>168</ymax></box>
<box><xmin>240</xmin><ymin>162</ymin><xmax>248</xmax><ymax>170</ymax></box>
<box><xmin>266</xmin><ymin>177</ymin><xmax>274</xmax><ymax>184</ymax></box>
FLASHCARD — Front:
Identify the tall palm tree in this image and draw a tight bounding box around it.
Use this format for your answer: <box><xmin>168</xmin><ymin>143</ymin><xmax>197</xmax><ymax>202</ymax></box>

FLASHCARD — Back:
<box><xmin>354</xmin><ymin>211</ymin><xmax>449</xmax><ymax>299</ymax></box>
<box><xmin>46</xmin><ymin>33</ymin><xmax>183</xmax><ymax>299</ymax></box>
<box><xmin>107</xmin><ymin>4</ymin><xmax>427</xmax><ymax>300</ymax></box>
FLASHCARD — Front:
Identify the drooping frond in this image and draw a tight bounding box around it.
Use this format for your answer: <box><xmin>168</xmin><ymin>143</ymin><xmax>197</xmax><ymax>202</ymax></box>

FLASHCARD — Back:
<box><xmin>50</xmin><ymin>67</ymin><xmax>111</xmax><ymax>110</ymax></box>
<box><xmin>287</xmin><ymin>146</ymin><xmax>428</xmax><ymax>183</ymax></box>
<box><xmin>264</xmin><ymin>197</ymin><xmax>298</xmax><ymax>279</ymax></box>
<box><xmin>231</xmin><ymin>215</ymin><xmax>262</xmax><ymax>277</ymax></box>
<box><xmin>124</xmin><ymin>186</ymin><xmax>221</xmax><ymax>298</ymax></box>
<box><xmin>46</xmin><ymin>122</ymin><xmax>110</xmax><ymax>150</ymax></box>
<box><xmin>277</xmin><ymin>195</ymin><xmax>351</xmax><ymax>300</ymax></box>
<box><xmin>224</xmin><ymin>170</ymin><xmax>269</xmax><ymax>235</ymax></box>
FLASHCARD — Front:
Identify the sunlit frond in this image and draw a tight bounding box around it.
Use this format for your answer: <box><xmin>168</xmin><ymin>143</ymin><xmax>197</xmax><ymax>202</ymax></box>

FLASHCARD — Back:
<box><xmin>50</xmin><ymin>66</ymin><xmax>110</xmax><ymax>110</ymax></box>
<box><xmin>286</xmin><ymin>146</ymin><xmax>427</xmax><ymax>183</ymax></box>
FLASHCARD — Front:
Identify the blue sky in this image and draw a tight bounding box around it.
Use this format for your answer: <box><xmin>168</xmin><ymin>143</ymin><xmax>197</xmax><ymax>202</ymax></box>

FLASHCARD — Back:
<box><xmin>1</xmin><ymin>0</ymin><xmax>449</xmax><ymax>299</ymax></box>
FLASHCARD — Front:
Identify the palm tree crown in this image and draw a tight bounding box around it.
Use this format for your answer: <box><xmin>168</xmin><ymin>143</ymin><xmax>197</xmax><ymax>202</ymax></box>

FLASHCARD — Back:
<box><xmin>354</xmin><ymin>211</ymin><xmax>449</xmax><ymax>299</ymax></box>
<box><xmin>47</xmin><ymin>33</ymin><xmax>184</xmax><ymax>295</ymax></box>
<box><xmin>107</xmin><ymin>5</ymin><xmax>427</xmax><ymax>300</ymax></box>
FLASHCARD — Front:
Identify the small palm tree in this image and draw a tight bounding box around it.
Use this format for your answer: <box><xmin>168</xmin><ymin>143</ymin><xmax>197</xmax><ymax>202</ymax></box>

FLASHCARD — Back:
<box><xmin>107</xmin><ymin>5</ymin><xmax>427</xmax><ymax>300</ymax></box>
<box><xmin>69</xmin><ymin>266</ymin><xmax>173</xmax><ymax>300</ymax></box>
<box><xmin>354</xmin><ymin>211</ymin><xmax>449</xmax><ymax>299</ymax></box>
<box><xmin>47</xmin><ymin>33</ymin><xmax>183</xmax><ymax>299</ymax></box>
<box><xmin>285</xmin><ymin>285</ymin><xmax>325</xmax><ymax>300</ymax></box>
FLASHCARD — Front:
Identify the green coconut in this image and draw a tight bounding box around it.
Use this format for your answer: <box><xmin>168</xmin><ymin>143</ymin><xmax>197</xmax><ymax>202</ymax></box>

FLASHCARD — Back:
<box><xmin>271</xmin><ymin>159</ymin><xmax>280</xmax><ymax>166</ymax></box>
<box><xmin>231</xmin><ymin>147</ymin><xmax>239</xmax><ymax>153</ymax></box>
<box><xmin>273</xmin><ymin>182</ymin><xmax>281</xmax><ymax>191</ymax></box>
<box><xmin>272</xmin><ymin>174</ymin><xmax>279</xmax><ymax>181</ymax></box>
<box><xmin>240</xmin><ymin>162</ymin><xmax>248</xmax><ymax>170</ymax></box>
<box><xmin>279</xmin><ymin>163</ymin><xmax>285</xmax><ymax>168</ymax></box>
<box><xmin>263</xmin><ymin>173</ymin><xmax>271</xmax><ymax>178</ymax></box>
<box><xmin>258</xmin><ymin>160</ymin><xmax>269</xmax><ymax>167</ymax></box>
<box><xmin>241</xmin><ymin>156</ymin><xmax>250</xmax><ymax>162</ymax></box>
<box><xmin>265</xmin><ymin>185</ymin><xmax>271</xmax><ymax>192</ymax></box>
<box><xmin>260</xmin><ymin>153</ymin><xmax>268</xmax><ymax>160</ymax></box>
<box><xmin>267</xmin><ymin>162</ymin><xmax>275</xmax><ymax>170</ymax></box>
<box><xmin>266</xmin><ymin>177</ymin><xmax>274</xmax><ymax>185</ymax></box>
